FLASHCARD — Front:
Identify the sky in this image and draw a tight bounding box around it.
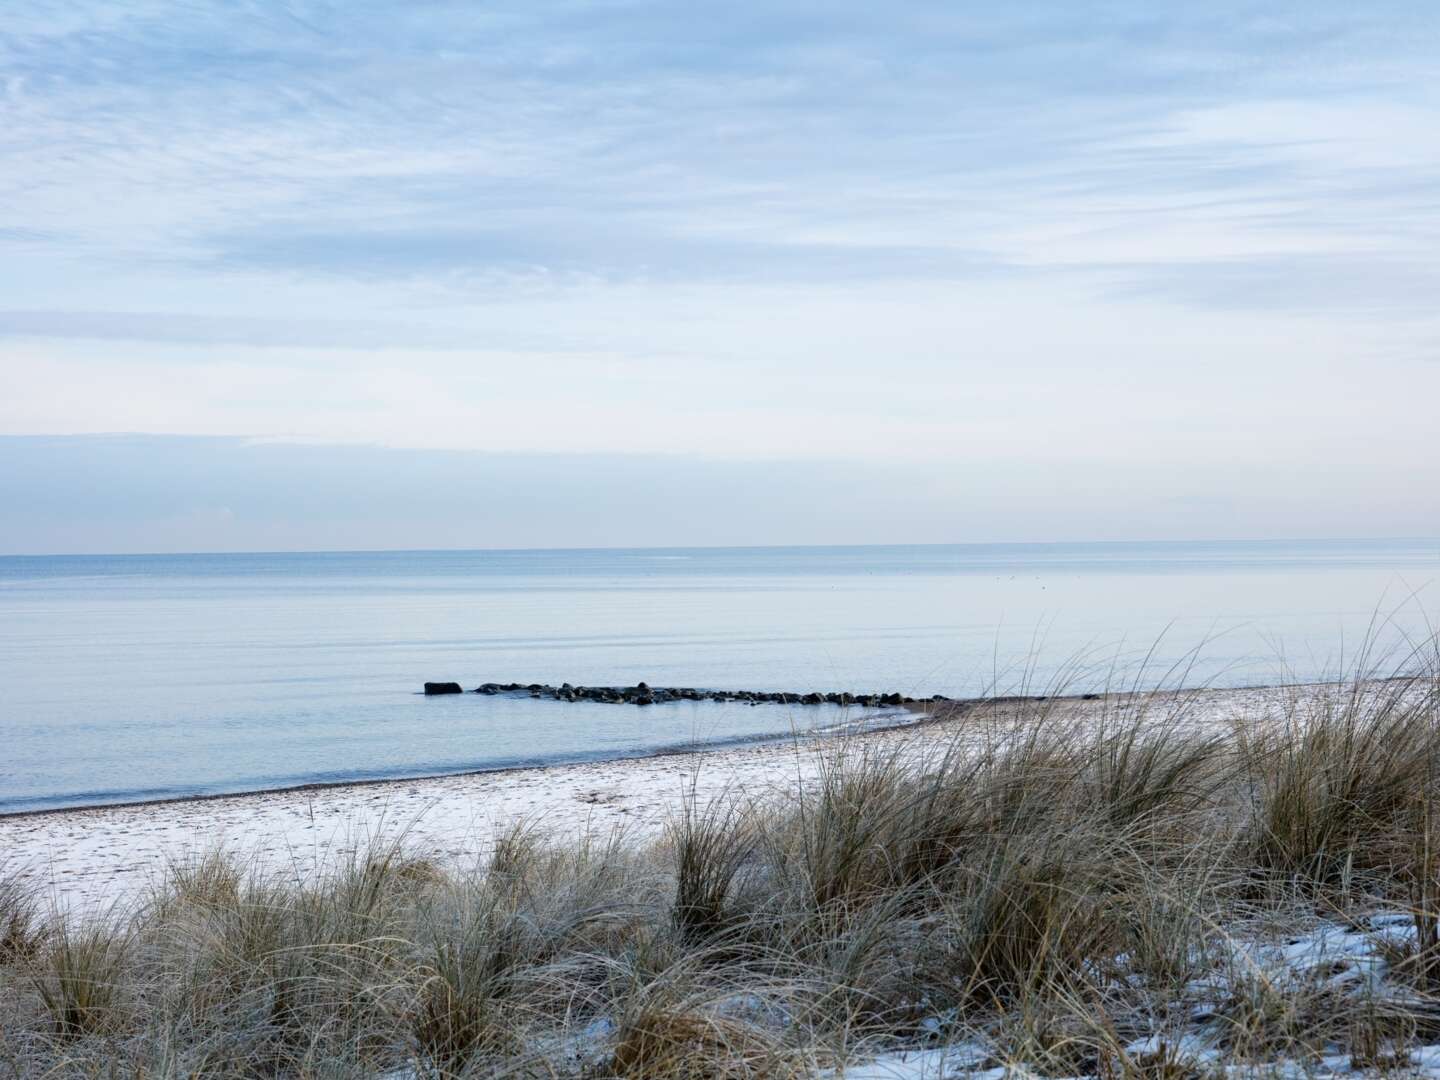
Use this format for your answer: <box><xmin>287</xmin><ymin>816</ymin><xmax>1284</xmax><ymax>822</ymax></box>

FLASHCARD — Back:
<box><xmin>1</xmin><ymin>2</ymin><xmax>1438</xmax><ymax>553</ymax></box>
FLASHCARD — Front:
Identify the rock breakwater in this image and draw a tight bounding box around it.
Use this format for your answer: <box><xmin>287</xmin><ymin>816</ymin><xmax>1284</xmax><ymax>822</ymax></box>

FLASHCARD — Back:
<box><xmin>425</xmin><ymin>680</ymin><xmax>951</xmax><ymax>707</ymax></box>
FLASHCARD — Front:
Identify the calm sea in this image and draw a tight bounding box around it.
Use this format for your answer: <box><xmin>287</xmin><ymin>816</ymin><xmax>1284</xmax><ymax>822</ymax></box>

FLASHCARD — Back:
<box><xmin>2</xmin><ymin>540</ymin><xmax>1437</xmax><ymax>814</ymax></box>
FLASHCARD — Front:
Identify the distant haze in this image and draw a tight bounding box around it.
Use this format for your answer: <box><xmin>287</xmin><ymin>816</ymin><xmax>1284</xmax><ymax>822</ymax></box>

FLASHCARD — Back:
<box><xmin>2</xmin><ymin>435</ymin><xmax>1437</xmax><ymax>554</ymax></box>
<box><xmin>2</xmin><ymin>4</ymin><xmax>1438</xmax><ymax>552</ymax></box>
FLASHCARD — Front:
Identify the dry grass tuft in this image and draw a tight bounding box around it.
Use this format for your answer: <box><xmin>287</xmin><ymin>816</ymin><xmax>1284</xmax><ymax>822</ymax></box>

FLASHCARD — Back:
<box><xmin>0</xmin><ymin>864</ymin><xmax>46</xmax><ymax>963</ymax></box>
<box><xmin>31</xmin><ymin>921</ymin><xmax>131</xmax><ymax>1037</ymax></box>
<box><xmin>669</xmin><ymin>790</ymin><xmax>757</xmax><ymax>945</ymax></box>
<box><xmin>607</xmin><ymin>1007</ymin><xmax>795</xmax><ymax>1079</ymax></box>
<box><xmin>1244</xmin><ymin>676</ymin><xmax>1440</xmax><ymax>883</ymax></box>
<box><xmin>605</xmin><ymin>967</ymin><xmax>800</xmax><ymax>1080</ymax></box>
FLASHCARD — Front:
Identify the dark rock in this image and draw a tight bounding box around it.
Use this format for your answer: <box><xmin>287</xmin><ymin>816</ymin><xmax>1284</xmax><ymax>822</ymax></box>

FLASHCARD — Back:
<box><xmin>449</xmin><ymin>678</ymin><xmax>959</xmax><ymax>710</ymax></box>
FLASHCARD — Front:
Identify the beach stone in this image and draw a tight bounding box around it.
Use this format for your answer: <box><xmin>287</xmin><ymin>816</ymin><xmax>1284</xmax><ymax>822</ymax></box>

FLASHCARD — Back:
<box><xmin>635</xmin><ymin>693</ymin><xmax>655</xmax><ymax>706</ymax></box>
<box><xmin>475</xmin><ymin>683</ymin><xmax>501</xmax><ymax>695</ymax></box>
<box><xmin>801</xmin><ymin>692</ymin><xmax>823</xmax><ymax>705</ymax></box>
<box><xmin>423</xmin><ymin>682</ymin><xmax>463</xmax><ymax>695</ymax></box>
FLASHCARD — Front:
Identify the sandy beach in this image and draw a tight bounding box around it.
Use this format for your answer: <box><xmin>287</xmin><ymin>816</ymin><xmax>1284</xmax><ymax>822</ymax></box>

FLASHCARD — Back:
<box><xmin>1</xmin><ymin>683</ymin><xmax>1304</xmax><ymax>914</ymax></box>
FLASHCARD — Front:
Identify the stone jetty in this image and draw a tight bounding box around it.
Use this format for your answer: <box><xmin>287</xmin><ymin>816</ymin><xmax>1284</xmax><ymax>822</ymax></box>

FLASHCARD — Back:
<box><xmin>423</xmin><ymin>680</ymin><xmax>952</xmax><ymax>708</ymax></box>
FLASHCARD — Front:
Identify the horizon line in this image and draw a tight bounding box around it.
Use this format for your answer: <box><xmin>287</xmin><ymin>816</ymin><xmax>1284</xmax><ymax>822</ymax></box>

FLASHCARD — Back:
<box><xmin>3</xmin><ymin>536</ymin><xmax>1438</xmax><ymax>561</ymax></box>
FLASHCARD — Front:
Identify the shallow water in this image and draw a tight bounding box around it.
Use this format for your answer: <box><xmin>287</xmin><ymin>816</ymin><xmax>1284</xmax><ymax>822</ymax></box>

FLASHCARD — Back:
<box><xmin>1</xmin><ymin>540</ymin><xmax>1436</xmax><ymax>813</ymax></box>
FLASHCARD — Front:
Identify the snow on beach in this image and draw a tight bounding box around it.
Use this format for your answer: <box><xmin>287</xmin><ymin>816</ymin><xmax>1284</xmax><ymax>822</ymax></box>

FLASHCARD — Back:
<box><xmin>3</xmin><ymin>683</ymin><xmax>1299</xmax><ymax>914</ymax></box>
<box><xmin>2</xmin><ymin>732</ymin><xmax>814</xmax><ymax>914</ymax></box>
<box><xmin>827</xmin><ymin>913</ymin><xmax>1440</xmax><ymax>1079</ymax></box>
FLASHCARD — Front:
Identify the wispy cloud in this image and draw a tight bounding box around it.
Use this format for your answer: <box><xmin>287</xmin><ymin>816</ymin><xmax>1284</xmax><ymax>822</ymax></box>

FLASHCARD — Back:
<box><xmin>1</xmin><ymin>2</ymin><xmax>1438</xmax><ymax>545</ymax></box>
<box><xmin>6</xmin><ymin>2</ymin><xmax>1437</xmax><ymax>299</ymax></box>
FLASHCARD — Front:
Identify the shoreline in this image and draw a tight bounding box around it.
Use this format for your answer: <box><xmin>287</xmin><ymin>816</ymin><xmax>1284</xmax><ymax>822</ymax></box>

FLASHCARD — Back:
<box><xmin>0</xmin><ymin>705</ymin><xmax>925</xmax><ymax>822</ymax></box>
<box><xmin>0</xmin><ymin>680</ymin><xmax>1377</xmax><ymax>913</ymax></box>
<box><xmin>0</xmin><ymin>674</ymin><xmax>1337</xmax><ymax>823</ymax></box>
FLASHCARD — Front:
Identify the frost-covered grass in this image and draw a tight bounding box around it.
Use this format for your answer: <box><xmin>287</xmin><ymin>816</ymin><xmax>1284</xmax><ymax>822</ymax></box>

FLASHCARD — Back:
<box><xmin>3</xmin><ymin>656</ymin><xmax>1440</xmax><ymax>1077</ymax></box>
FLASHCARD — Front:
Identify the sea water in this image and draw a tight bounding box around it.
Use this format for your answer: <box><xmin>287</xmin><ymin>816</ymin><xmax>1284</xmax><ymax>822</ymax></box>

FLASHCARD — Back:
<box><xmin>1</xmin><ymin>540</ymin><xmax>1436</xmax><ymax>813</ymax></box>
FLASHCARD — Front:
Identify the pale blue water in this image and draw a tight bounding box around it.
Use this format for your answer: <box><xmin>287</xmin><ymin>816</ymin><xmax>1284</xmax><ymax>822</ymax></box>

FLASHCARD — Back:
<box><xmin>1</xmin><ymin>540</ymin><xmax>1437</xmax><ymax>814</ymax></box>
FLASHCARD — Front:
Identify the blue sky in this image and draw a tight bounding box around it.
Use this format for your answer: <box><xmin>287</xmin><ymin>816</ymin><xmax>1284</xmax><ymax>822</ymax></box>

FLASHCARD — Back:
<box><xmin>1</xmin><ymin>2</ymin><xmax>1438</xmax><ymax>552</ymax></box>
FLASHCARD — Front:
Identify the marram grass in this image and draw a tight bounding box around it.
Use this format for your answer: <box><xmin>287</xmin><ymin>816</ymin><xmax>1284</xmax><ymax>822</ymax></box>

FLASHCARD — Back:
<box><xmin>2</xmin><ymin>656</ymin><xmax>1439</xmax><ymax>1078</ymax></box>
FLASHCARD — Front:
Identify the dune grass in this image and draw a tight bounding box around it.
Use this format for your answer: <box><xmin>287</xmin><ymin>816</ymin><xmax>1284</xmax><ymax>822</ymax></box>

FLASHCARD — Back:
<box><xmin>3</xmin><ymin>660</ymin><xmax>1440</xmax><ymax>1077</ymax></box>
